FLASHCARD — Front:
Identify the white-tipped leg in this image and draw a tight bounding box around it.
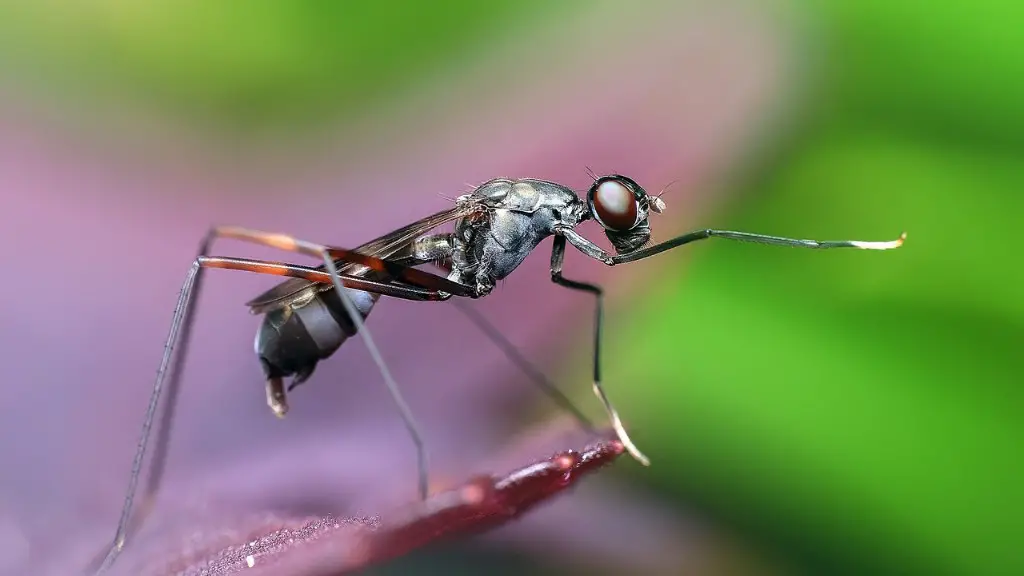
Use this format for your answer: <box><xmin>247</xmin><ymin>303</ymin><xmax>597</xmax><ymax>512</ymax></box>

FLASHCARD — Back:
<box><xmin>593</xmin><ymin>381</ymin><xmax>650</xmax><ymax>466</ymax></box>
<box><xmin>850</xmin><ymin>231</ymin><xmax>907</xmax><ymax>251</ymax></box>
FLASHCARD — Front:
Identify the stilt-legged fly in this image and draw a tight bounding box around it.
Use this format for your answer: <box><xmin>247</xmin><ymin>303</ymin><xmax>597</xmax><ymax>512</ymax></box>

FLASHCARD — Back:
<box><xmin>92</xmin><ymin>173</ymin><xmax>905</xmax><ymax>573</ymax></box>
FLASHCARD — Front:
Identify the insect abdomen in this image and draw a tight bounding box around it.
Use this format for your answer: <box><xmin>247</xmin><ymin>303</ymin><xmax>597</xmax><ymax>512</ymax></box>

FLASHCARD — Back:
<box><xmin>254</xmin><ymin>288</ymin><xmax>377</xmax><ymax>381</ymax></box>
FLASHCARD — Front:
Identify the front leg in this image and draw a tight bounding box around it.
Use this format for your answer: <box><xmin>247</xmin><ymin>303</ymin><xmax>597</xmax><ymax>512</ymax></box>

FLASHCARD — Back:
<box><xmin>555</xmin><ymin>226</ymin><xmax>615</xmax><ymax>265</ymax></box>
<box><xmin>549</xmin><ymin>234</ymin><xmax>649</xmax><ymax>465</ymax></box>
<box><xmin>557</xmin><ymin>225</ymin><xmax>905</xmax><ymax>267</ymax></box>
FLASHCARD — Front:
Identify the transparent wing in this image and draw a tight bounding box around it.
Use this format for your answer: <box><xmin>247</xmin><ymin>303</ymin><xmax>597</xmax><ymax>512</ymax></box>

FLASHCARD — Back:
<box><xmin>245</xmin><ymin>200</ymin><xmax>484</xmax><ymax>311</ymax></box>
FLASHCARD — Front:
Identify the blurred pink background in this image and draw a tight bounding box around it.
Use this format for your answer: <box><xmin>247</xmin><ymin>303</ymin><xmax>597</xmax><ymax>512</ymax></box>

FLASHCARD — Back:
<box><xmin>0</xmin><ymin>3</ymin><xmax>792</xmax><ymax>574</ymax></box>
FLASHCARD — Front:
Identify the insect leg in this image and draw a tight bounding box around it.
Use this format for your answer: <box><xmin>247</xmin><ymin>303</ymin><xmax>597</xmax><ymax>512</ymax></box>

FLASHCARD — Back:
<box><xmin>611</xmin><ymin>229</ymin><xmax>906</xmax><ymax>264</ymax></box>
<box><xmin>93</xmin><ymin>244</ymin><xmax>457</xmax><ymax>574</ymax></box>
<box><xmin>451</xmin><ymin>299</ymin><xmax>597</xmax><ymax>432</ymax></box>
<box><xmin>92</xmin><ymin>234</ymin><xmax>211</xmax><ymax>575</ymax></box>
<box><xmin>199</xmin><ymin>227</ymin><xmax>433</xmax><ymax>501</ymax></box>
<box><xmin>557</xmin><ymin>226</ymin><xmax>905</xmax><ymax>267</ymax></box>
<box><xmin>402</xmin><ymin>234</ymin><xmax>597</xmax><ymax>431</ymax></box>
<box><xmin>201</xmin><ymin>256</ymin><xmax>448</xmax><ymax>301</ymax></box>
<box><xmin>549</xmin><ymin>234</ymin><xmax>650</xmax><ymax>466</ymax></box>
<box><xmin>215</xmin><ymin>226</ymin><xmax>475</xmax><ymax>297</ymax></box>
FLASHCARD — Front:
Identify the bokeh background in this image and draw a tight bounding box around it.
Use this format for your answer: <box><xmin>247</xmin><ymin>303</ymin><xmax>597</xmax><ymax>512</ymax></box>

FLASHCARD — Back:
<box><xmin>0</xmin><ymin>1</ymin><xmax>1019</xmax><ymax>575</ymax></box>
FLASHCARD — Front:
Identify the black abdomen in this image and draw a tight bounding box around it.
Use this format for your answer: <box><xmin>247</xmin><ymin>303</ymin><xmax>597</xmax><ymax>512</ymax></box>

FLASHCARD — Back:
<box><xmin>254</xmin><ymin>288</ymin><xmax>377</xmax><ymax>385</ymax></box>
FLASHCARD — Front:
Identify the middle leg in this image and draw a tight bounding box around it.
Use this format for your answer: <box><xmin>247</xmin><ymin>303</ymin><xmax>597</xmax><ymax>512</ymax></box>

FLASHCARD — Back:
<box><xmin>204</xmin><ymin>226</ymin><xmax>472</xmax><ymax>500</ymax></box>
<box><xmin>407</xmin><ymin>235</ymin><xmax>598</xmax><ymax>432</ymax></box>
<box><xmin>550</xmin><ymin>234</ymin><xmax>650</xmax><ymax>465</ymax></box>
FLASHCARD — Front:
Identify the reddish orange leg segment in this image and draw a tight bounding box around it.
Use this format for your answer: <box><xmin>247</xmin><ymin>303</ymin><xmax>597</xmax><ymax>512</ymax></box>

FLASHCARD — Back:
<box><xmin>199</xmin><ymin>256</ymin><xmax>446</xmax><ymax>301</ymax></box>
<box><xmin>201</xmin><ymin>226</ymin><xmax>436</xmax><ymax>503</ymax></box>
<box><xmin>93</xmin><ymin>227</ymin><xmax>460</xmax><ymax>575</ymax></box>
<box><xmin>215</xmin><ymin>226</ymin><xmax>476</xmax><ymax>297</ymax></box>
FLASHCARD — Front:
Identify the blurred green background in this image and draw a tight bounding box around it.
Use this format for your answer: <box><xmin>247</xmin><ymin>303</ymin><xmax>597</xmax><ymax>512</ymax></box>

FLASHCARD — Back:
<box><xmin>1</xmin><ymin>1</ymin><xmax>1019</xmax><ymax>575</ymax></box>
<box><xmin>607</xmin><ymin>3</ymin><xmax>1022</xmax><ymax>574</ymax></box>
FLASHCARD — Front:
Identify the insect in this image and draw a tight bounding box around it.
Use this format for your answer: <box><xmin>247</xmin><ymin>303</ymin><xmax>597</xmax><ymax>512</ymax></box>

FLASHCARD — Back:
<box><xmin>91</xmin><ymin>173</ymin><xmax>905</xmax><ymax>573</ymax></box>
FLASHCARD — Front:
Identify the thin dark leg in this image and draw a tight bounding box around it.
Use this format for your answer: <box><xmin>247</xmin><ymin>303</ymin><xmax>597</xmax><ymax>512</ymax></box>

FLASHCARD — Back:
<box><xmin>549</xmin><ymin>235</ymin><xmax>649</xmax><ymax>466</ymax></box>
<box><xmin>92</xmin><ymin>247</ymin><xmax>207</xmax><ymax>576</ymax></box>
<box><xmin>93</xmin><ymin>241</ymin><xmax>453</xmax><ymax>575</ymax></box>
<box><xmin>611</xmin><ymin>229</ymin><xmax>906</xmax><ymax>264</ymax></box>
<box><xmin>137</xmin><ymin>257</ymin><xmax>444</xmax><ymax>570</ymax></box>
<box><xmin>557</xmin><ymin>225</ymin><xmax>904</xmax><ymax>267</ymax></box>
<box><xmin>417</xmin><ymin>251</ymin><xmax>596</xmax><ymax>432</ymax></box>
<box><xmin>201</xmin><ymin>228</ymin><xmax>433</xmax><ymax>501</ymax></box>
<box><xmin>318</xmin><ymin>254</ymin><xmax>430</xmax><ymax>500</ymax></box>
<box><xmin>450</xmin><ymin>299</ymin><xmax>596</xmax><ymax>432</ymax></box>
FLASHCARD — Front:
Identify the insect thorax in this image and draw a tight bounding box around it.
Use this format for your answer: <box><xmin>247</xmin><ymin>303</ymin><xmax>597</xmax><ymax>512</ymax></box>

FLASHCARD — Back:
<box><xmin>450</xmin><ymin>178</ymin><xmax>585</xmax><ymax>291</ymax></box>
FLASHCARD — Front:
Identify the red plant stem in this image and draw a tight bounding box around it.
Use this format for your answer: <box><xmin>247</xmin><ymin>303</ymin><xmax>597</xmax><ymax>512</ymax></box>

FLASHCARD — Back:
<box><xmin>209</xmin><ymin>436</ymin><xmax>625</xmax><ymax>576</ymax></box>
<box><xmin>354</xmin><ymin>437</ymin><xmax>625</xmax><ymax>568</ymax></box>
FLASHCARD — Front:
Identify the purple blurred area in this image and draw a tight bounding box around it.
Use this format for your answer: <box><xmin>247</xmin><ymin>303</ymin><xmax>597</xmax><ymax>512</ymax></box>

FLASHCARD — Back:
<box><xmin>0</xmin><ymin>3</ymin><xmax>790</xmax><ymax>574</ymax></box>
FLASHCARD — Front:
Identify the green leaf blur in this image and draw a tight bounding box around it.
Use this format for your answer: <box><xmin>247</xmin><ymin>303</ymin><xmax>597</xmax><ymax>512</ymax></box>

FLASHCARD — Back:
<box><xmin>0</xmin><ymin>1</ymin><xmax>548</xmax><ymax>129</ymax></box>
<box><xmin>607</xmin><ymin>2</ymin><xmax>1024</xmax><ymax>575</ymax></box>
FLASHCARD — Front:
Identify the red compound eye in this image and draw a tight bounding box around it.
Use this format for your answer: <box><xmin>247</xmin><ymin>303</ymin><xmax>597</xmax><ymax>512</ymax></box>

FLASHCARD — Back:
<box><xmin>588</xmin><ymin>176</ymin><xmax>640</xmax><ymax>231</ymax></box>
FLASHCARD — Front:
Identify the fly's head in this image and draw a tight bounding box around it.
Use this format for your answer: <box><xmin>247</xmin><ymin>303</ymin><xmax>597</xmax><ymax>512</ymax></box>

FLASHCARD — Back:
<box><xmin>585</xmin><ymin>175</ymin><xmax>666</xmax><ymax>253</ymax></box>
